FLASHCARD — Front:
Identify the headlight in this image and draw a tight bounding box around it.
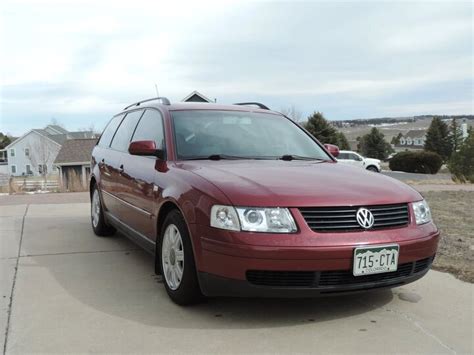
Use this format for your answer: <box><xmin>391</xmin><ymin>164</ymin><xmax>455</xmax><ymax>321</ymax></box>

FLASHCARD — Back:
<box><xmin>412</xmin><ymin>200</ymin><xmax>432</xmax><ymax>225</ymax></box>
<box><xmin>210</xmin><ymin>205</ymin><xmax>240</xmax><ymax>231</ymax></box>
<box><xmin>210</xmin><ymin>205</ymin><xmax>297</xmax><ymax>233</ymax></box>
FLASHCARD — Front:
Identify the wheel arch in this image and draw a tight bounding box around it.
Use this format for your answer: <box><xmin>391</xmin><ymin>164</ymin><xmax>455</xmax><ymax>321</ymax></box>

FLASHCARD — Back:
<box><xmin>154</xmin><ymin>199</ymin><xmax>191</xmax><ymax>274</ymax></box>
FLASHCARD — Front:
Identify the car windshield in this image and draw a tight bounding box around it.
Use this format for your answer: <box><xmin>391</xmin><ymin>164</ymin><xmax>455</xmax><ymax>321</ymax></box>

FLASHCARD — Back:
<box><xmin>171</xmin><ymin>110</ymin><xmax>331</xmax><ymax>160</ymax></box>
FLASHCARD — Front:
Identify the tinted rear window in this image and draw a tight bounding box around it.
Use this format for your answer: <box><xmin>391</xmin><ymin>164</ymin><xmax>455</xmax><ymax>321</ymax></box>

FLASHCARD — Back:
<box><xmin>98</xmin><ymin>114</ymin><xmax>124</xmax><ymax>147</ymax></box>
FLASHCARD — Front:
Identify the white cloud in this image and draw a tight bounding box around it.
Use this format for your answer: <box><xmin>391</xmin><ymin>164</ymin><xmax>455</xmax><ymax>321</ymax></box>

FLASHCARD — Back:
<box><xmin>0</xmin><ymin>0</ymin><xmax>472</xmax><ymax>135</ymax></box>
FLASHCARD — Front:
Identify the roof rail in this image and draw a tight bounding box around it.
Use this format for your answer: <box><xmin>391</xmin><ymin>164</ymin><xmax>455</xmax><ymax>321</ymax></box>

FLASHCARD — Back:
<box><xmin>124</xmin><ymin>97</ymin><xmax>171</xmax><ymax>110</ymax></box>
<box><xmin>233</xmin><ymin>102</ymin><xmax>270</xmax><ymax>110</ymax></box>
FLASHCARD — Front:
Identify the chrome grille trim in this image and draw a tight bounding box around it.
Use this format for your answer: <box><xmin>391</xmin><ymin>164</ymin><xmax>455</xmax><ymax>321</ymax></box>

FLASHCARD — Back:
<box><xmin>299</xmin><ymin>203</ymin><xmax>409</xmax><ymax>232</ymax></box>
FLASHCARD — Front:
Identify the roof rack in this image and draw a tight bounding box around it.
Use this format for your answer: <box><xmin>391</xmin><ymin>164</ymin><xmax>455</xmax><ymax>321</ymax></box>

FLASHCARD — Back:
<box><xmin>233</xmin><ymin>102</ymin><xmax>270</xmax><ymax>110</ymax></box>
<box><xmin>124</xmin><ymin>97</ymin><xmax>171</xmax><ymax>110</ymax></box>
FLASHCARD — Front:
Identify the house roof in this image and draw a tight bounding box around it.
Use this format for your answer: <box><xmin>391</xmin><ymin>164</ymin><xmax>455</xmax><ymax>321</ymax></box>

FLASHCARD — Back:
<box><xmin>403</xmin><ymin>130</ymin><xmax>426</xmax><ymax>138</ymax></box>
<box><xmin>181</xmin><ymin>90</ymin><xmax>213</xmax><ymax>103</ymax></box>
<box><xmin>45</xmin><ymin>125</ymin><xmax>69</xmax><ymax>135</ymax></box>
<box><xmin>54</xmin><ymin>138</ymin><xmax>98</xmax><ymax>165</ymax></box>
<box><xmin>6</xmin><ymin>126</ymin><xmax>95</xmax><ymax>149</ymax></box>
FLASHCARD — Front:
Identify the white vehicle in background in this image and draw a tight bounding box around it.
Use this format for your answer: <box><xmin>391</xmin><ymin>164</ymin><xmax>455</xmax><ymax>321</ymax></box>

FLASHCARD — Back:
<box><xmin>337</xmin><ymin>150</ymin><xmax>381</xmax><ymax>172</ymax></box>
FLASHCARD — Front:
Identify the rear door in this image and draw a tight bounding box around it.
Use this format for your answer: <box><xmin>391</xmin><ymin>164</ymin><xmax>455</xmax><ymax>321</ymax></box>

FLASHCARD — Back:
<box><xmin>96</xmin><ymin>114</ymin><xmax>125</xmax><ymax>216</ymax></box>
<box><xmin>118</xmin><ymin>108</ymin><xmax>166</xmax><ymax>240</ymax></box>
<box><xmin>108</xmin><ymin>109</ymin><xmax>145</xmax><ymax>223</ymax></box>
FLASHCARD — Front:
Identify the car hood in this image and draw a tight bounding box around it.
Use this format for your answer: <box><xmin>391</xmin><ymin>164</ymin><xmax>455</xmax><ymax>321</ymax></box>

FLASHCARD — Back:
<box><xmin>365</xmin><ymin>158</ymin><xmax>381</xmax><ymax>164</ymax></box>
<box><xmin>179</xmin><ymin>160</ymin><xmax>421</xmax><ymax>207</ymax></box>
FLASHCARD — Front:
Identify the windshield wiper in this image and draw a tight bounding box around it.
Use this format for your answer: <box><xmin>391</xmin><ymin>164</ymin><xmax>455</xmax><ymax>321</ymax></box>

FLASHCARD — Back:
<box><xmin>278</xmin><ymin>154</ymin><xmax>326</xmax><ymax>161</ymax></box>
<box><xmin>186</xmin><ymin>154</ymin><xmax>251</xmax><ymax>161</ymax></box>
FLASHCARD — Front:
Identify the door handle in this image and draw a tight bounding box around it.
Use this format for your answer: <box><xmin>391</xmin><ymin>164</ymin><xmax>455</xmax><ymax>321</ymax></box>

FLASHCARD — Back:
<box><xmin>119</xmin><ymin>164</ymin><xmax>124</xmax><ymax>174</ymax></box>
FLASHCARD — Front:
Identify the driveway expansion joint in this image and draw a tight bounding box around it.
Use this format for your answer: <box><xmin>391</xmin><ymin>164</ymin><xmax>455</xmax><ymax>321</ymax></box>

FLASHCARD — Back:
<box><xmin>18</xmin><ymin>249</ymin><xmax>142</xmax><ymax>258</ymax></box>
<box><xmin>357</xmin><ymin>298</ymin><xmax>457</xmax><ymax>354</ymax></box>
<box><xmin>3</xmin><ymin>204</ymin><xmax>29</xmax><ymax>355</ymax></box>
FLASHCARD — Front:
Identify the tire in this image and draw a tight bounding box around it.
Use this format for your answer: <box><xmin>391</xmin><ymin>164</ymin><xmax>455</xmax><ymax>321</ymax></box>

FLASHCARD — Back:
<box><xmin>91</xmin><ymin>184</ymin><xmax>116</xmax><ymax>237</ymax></box>
<box><xmin>366</xmin><ymin>165</ymin><xmax>379</xmax><ymax>172</ymax></box>
<box><xmin>159</xmin><ymin>209</ymin><xmax>203</xmax><ymax>305</ymax></box>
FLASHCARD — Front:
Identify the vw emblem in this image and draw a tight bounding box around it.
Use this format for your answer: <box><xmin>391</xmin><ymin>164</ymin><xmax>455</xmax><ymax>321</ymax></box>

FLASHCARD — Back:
<box><xmin>356</xmin><ymin>208</ymin><xmax>374</xmax><ymax>229</ymax></box>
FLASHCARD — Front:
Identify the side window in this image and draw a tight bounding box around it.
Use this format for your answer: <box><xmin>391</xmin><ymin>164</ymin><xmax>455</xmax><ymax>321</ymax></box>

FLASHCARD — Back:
<box><xmin>132</xmin><ymin>109</ymin><xmax>165</xmax><ymax>149</ymax></box>
<box><xmin>338</xmin><ymin>153</ymin><xmax>347</xmax><ymax>159</ymax></box>
<box><xmin>98</xmin><ymin>114</ymin><xmax>125</xmax><ymax>148</ymax></box>
<box><xmin>110</xmin><ymin>110</ymin><xmax>144</xmax><ymax>152</ymax></box>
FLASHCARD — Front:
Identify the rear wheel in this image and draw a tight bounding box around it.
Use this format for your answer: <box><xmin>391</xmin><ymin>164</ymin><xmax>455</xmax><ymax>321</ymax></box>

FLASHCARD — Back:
<box><xmin>91</xmin><ymin>185</ymin><xmax>116</xmax><ymax>236</ymax></box>
<box><xmin>366</xmin><ymin>165</ymin><xmax>379</xmax><ymax>172</ymax></box>
<box><xmin>159</xmin><ymin>210</ymin><xmax>203</xmax><ymax>305</ymax></box>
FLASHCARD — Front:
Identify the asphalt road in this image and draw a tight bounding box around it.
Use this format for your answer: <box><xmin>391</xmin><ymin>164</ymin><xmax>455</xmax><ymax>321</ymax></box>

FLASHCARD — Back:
<box><xmin>382</xmin><ymin>171</ymin><xmax>452</xmax><ymax>182</ymax></box>
<box><xmin>1</xmin><ymin>202</ymin><xmax>473</xmax><ymax>354</ymax></box>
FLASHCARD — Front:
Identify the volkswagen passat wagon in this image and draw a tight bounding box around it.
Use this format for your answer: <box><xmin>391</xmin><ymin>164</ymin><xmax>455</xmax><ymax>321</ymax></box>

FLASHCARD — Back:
<box><xmin>90</xmin><ymin>98</ymin><xmax>439</xmax><ymax>305</ymax></box>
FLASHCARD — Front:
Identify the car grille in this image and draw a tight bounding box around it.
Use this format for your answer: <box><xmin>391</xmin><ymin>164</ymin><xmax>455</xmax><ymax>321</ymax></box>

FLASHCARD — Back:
<box><xmin>299</xmin><ymin>203</ymin><xmax>410</xmax><ymax>232</ymax></box>
<box><xmin>246</xmin><ymin>257</ymin><xmax>433</xmax><ymax>288</ymax></box>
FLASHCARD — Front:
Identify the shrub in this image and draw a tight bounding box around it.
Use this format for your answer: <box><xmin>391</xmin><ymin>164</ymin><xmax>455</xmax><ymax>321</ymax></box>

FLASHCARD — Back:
<box><xmin>389</xmin><ymin>151</ymin><xmax>443</xmax><ymax>174</ymax></box>
<box><xmin>448</xmin><ymin>131</ymin><xmax>474</xmax><ymax>183</ymax></box>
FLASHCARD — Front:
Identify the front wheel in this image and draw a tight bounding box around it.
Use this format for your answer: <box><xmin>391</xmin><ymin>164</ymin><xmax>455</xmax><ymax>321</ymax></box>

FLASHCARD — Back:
<box><xmin>159</xmin><ymin>210</ymin><xmax>203</xmax><ymax>305</ymax></box>
<box><xmin>366</xmin><ymin>166</ymin><xmax>379</xmax><ymax>172</ymax></box>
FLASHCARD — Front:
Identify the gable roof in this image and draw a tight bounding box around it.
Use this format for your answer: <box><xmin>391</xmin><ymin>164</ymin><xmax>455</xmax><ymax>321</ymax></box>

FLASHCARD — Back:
<box><xmin>404</xmin><ymin>130</ymin><xmax>426</xmax><ymax>138</ymax></box>
<box><xmin>5</xmin><ymin>127</ymin><xmax>95</xmax><ymax>149</ymax></box>
<box><xmin>54</xmin><ymin>138</ymin><xmax>98</xmax><ymax>164</ymax></box>
<box><xmin>181</xmin><ymin>90</ymin><xmax>213</xmax><ymax>103</ymax></box>
<box><xmin>44</xmin><ymin>125</ymin><xmax>69</xmax><ymax>135</ymax></box>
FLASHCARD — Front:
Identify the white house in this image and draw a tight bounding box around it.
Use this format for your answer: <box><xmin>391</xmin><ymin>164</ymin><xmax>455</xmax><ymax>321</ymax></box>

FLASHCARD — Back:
<box><xmin>2</xmin><ymin>125</ymin><xmax>94</xmax><ymax>177</ymax></box>
<box><xmin>397</xmin><ymin>130</ymin><xmax>426</xmax><ymax>149</ymax></box>
<box><xmin>182</xmin><ymin>91</ymin><xmax>213</xmax><ymax>103</ymax></box>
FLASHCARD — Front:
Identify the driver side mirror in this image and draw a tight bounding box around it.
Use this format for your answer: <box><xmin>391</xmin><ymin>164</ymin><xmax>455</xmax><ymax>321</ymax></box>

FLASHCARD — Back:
<box><xmin>324</xmin><ymin>144</ymin><xmax>340</xmax><ymax>158</ymax></box>
<box><xmin>129</xmin><ymin>140</ymin><xmax>165</xmax><ymax>160</ymax></box>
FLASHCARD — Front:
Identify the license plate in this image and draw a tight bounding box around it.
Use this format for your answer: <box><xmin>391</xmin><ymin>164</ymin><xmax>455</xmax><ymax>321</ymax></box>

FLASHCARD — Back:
<box><xmin>353</xmin><ymin>245</ymin><xmax>399</xmax><ymax>276</ymax></box>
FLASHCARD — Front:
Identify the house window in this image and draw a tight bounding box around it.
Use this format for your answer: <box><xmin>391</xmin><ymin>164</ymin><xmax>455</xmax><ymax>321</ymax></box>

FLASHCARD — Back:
<box><xmin>38</xmin><ymin>164</ymin><xmax>48</xmax><ymax>175</ymax></box>
<box><xmin>26</xmin><ymin>165</ymin><xmax>32</xmax><ymax>175</ymax></box>
<box><xmin>10</xmin><ymin>148</ymin><xmax>15</xmax><ymax>157</ymax></box>
<box><xmin>25</xmin><ymin>148</ymin><xmax>30</xmax><ymax>157</ymax></box>
<box><xmin>11</xmin><ymin>165</ymin><xmax>16</xmax><ymax>174</ymax></box>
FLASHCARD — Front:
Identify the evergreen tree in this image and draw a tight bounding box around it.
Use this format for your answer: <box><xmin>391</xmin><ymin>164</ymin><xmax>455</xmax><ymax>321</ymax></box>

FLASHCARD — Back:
<box><xmin>304</xmin><ymin>112</ymin><xmax>339</xmax><ymax>144</ymax></box>
<box><xmin>424</xmin><ymin>116</ymin><xmax>451</xmax><ymax>160</ymax></box>
<box><xmin>449</xmin><ymin>118</ymin><xmax>463</xmax><ymax>153</ymax></box>
<box><xmin>336</xmin><ymin>132</ymin><xmax>350</xmax><ymax>150</ymax></box>
<box><xmin>357</xmin><ymin>127</ymin><xmax>393</xmax><ymax>160</ymax></box>
<box><xmin>448</xmin><ymin>128</ymin><xmax>474</xmax><ymax>182</ymax></box>
<box><xmin>0</xmin><ymin>132</ymin><xmax>12</xmax><ymax>149</ymax></box>
<box><xmin>304</xmin><ymin>112</ymin><xmax>350</xmax><ymax>150</ymax></box>
<box><xmin>391</xmin><ymin>132</ymin><xmax>403</xmax><ymax>145</ymax></box>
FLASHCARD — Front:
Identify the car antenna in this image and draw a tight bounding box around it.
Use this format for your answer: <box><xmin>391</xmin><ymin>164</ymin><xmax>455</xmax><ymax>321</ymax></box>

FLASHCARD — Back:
<box><xmin>154</xmin><ymin>83</ymin><xmax>160</xmax><ymax>97</ymax></box>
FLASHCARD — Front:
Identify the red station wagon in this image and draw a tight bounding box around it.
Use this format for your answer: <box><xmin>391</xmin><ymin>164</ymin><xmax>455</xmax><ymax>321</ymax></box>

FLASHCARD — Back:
<box><xmin>90</xmin><ymin>97</ymin><xmax>439</xmax><ymax>305</ymax></box>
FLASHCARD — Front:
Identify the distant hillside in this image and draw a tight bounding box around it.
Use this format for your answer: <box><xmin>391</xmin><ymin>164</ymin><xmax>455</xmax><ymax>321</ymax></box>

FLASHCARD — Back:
<box><xmin>329</xmin><ymin>115</ymin><xmax>473</xmax><ymax>151</ymax></box>
<box><xmin>330</xmin><ymin>115</ymin><xmax>473</xmax><ymax>128</ymax></box>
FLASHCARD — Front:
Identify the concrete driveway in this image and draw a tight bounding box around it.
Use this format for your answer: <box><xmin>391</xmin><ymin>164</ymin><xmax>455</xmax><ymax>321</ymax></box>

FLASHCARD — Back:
<box><xmin>1</xmin><ymin>201</ymin><xmax>472</xmax><ymax>354</ymax></box>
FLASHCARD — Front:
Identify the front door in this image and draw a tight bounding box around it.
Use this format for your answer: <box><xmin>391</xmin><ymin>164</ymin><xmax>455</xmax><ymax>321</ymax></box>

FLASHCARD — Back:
<box><xmin>117</xmin><ymin>109</ymin><xmax>166</xmax><ymax>241</ymax></box>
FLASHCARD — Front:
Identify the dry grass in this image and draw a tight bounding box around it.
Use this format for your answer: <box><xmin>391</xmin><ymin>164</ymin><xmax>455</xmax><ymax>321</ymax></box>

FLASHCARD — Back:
<box><xmin>421</xmin><ymin>191</ymin><xmax>474</xmax><ymax>283</ymax></box>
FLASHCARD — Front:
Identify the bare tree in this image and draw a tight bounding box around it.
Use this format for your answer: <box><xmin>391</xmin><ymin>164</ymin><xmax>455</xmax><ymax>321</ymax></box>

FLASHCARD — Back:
<box><xmin>27</xmin><ymin>139</ymin><xmax>54</xmax><ymax>184</ymax></box>
<box><xmin>50</xmin><ymin>117</ymin><xmax>65</xmax><ymax>128</ymax></box>
<box><xmin>280</xmin><ymin>105</ymin><xmax>303</xmax><ymax>122</ymax></box>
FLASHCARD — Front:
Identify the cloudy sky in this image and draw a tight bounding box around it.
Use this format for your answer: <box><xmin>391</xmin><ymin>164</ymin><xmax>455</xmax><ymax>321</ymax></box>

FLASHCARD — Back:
<box><xmin>1</xmin><ymin>0</ymin><xmax>472</xmax><ymax>136</ymax></box>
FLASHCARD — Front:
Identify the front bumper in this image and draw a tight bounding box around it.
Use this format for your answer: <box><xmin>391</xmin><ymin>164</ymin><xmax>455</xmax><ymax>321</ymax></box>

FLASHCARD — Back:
<box><xmin>191</xmin><ymin>222</ymin><xmax>439</xmax><ymax>297</ymax></box>
<box><xmin>198</xmin><ymin>255</ymin><xmax>434</xmax><ymax>297</ymax></box>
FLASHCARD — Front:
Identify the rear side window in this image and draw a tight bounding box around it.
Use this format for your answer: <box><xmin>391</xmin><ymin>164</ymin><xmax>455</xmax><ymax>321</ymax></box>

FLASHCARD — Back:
<box><xmin>110</xmin><ymin>110</ymin><xmax>144</xmax><ymax>152</ymax></box>
<box><xmin>132</xmin><ymin>109</ymin><xmax>165</xmax><ymax>149</ymax></box>
<box><xmin>98</xmin><ymin>114</ymin><xmax>124</xmax><ymax>147</ymax></box>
